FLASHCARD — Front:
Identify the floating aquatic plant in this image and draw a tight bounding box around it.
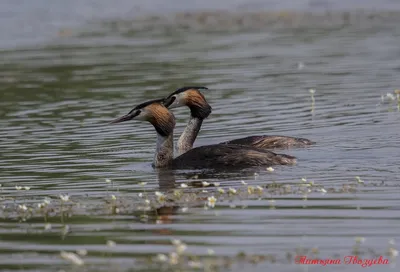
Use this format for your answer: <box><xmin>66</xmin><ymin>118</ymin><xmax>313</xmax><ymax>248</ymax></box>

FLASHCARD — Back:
<box><xmin>0</xmin><ymin>177</ymin><xmax>395</xmax><ymax>272</ymax></box>
<box><xmin>18</xmin><ymin>204</ymin><xmax>27</xmax><ymax>211</ymax></box>
<box><xmin>207</xmin><ymin>196</ymin><xmax>217</xmax><ymax>208</ymax></box>
<box><xmin>380</xmin><ymin>90</ymin><xmax>400</xmax><ymax>111</ymax></box>
<box><xmin>155</xmin><ymin>191</ymin><xmax>166</xmax><ymax>203</ymax></box>
<box><xmin>309</xmin><ymin>89</ymin><xmax>316</xmax><ymax>113</ymax></box>
<box><xmin>228</xmin><ymin>188</ymin><xmax>237</xmax><ymax>195</ymax></box>
<box><xmin>395</xmin><ymin>89</ymin><xmax>400</xmax><ymax>111</ymax></box>
<box><xmin>355</xmin><ymin>176</ymin><xmax>364</xmax><ymax>184</ymax></box>
<box><xmin>59</xmin><ymin>194</ymin><xmax>70</xmax><ymax>202</ymax></box>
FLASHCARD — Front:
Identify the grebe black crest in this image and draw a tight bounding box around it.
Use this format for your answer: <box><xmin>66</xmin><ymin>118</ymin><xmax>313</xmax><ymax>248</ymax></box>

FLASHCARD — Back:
<box><xmin>165</xmin><ymin>86</ymin><xmax>211</xmax><ymax>119</ymax></box>
<box><xmin>110</xmin><ymin>99</ymin><xmax>296</xmax><ymax>170</ymax></box>
<box><xmin>163</xmin><ymin>86</ymin><xmax>315</xmax><ymax>154</ymax></box>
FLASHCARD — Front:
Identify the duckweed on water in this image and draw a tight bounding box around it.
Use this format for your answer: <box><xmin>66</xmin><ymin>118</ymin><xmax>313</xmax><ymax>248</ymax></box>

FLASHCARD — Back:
<box><xmin>0</xmin><ymin>176</ymin><xmax>397</xmax><ymax>270</ymax></box>
<box><xmin>0</xmin><ymin>175</ymin><xmax>374</xmax><ymax>221</ymax></box>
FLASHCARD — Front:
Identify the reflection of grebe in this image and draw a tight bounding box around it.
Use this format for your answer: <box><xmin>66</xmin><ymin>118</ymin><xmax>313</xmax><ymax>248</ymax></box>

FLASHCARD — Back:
<box><xmin>110</xmin><ymin>99</ymin><xmax>296</xmax><ymax>169</ymax></box>
<box><xmin>164</xmin><ymin>87</ymin><xmax>315</xmax><ymax>155</ymax></box>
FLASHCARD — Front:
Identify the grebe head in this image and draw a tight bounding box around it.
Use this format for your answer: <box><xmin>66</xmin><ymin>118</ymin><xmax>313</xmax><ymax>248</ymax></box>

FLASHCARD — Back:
<box><xmin>110</xmin><ymin>98</ymin><xmax>175</xmax><ymax>137</ymax></box>
<box><xmin>164</xmin><ymin>86</ymin><xmax>212</xmax><ymax>119</ymax></box>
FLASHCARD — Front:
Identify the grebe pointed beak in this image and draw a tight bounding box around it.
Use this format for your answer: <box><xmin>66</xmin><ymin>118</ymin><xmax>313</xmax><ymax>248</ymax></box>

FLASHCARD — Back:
<box><xmin>109</xmin><ymin>111</ymin><xmax>138</xmax><ymax>124</ymax></box>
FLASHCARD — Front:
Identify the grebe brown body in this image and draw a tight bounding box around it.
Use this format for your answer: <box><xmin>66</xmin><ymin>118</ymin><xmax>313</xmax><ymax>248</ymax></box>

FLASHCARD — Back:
<box><xmin>110</xmin><ymin>99</ymin><xmax>296</xmax><ymax>170</ymax></box>
<box><xmin>163</xmin><ymin>87</ymin><xmax>314</xmax><ymax>155</ymax></box>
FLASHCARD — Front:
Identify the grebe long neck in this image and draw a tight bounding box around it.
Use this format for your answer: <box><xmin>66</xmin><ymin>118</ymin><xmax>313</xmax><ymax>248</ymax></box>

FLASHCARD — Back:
<box><xmin>177</xmin><ymin>116</ymin><xmax>203</xmax><ymax>155</ymax></box>
<box><xmin>153</xmin><ymin>132</ymin><xmax>174</xmax><ymax>168</ymax></box>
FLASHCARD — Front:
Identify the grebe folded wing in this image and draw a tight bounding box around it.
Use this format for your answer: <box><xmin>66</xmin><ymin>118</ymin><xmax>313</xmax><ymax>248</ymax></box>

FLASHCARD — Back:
<box><xmin>171</xmin><ymin>143</ymin><xmax>296</xmax><ymax>169</ymax></box>
<box><xmin>220</xmin><ymin>135</ymin><xmax>315</xmax><ymax>149</ymax></box>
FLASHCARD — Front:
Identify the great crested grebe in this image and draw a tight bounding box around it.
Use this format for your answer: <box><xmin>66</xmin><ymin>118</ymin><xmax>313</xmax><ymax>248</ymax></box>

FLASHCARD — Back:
<box><xmin>110</xmin><ymin>98</ymin><xmax>296</xmax><ymax>169</ymax></box>
<box><xmin>163</xmin><ymin>87</ymin><xmax>314</xmax><ymax>155</ymax></box>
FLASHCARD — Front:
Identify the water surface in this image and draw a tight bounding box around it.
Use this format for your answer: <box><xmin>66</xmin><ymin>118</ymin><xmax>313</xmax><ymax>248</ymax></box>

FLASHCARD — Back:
<box><xmin>0</xmin><ymin>4</ymin><xmax>400</xmax><ymax>272</ymax></box>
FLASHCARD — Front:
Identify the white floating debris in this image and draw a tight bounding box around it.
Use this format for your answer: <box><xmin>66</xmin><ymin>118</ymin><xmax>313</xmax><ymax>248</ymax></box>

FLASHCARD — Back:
<box><xmin>188</xmin><ymin>261</ymin><xmax>203</xmax><ymax>268</ymax></box>
<box><xmin>76</xmin><ymin>249</ymin><xmax>87</xmax><ymax>256</ymax></box>
<box><xmin>60</xmin><ymin>251</ymin><xmax>84</xmax><ymax>266</ymax></box>
<box><xmin>228</xmin><ymin>188</ymin><xmax>237</xmax><ymax>194</ymax></box>
<box><xmin>169</xmin><ymin>252</ymin><xmax>178</xmax><ymax>265</ymax></box>
<box><xmin>355</xmin><ymin>176</ymin><xmax>364</xmax><ymax>184</ymax></box>
<box><xmin>18</xmin><ymin>204</ymin><xmax>27</xmax><ymax>211</ymax></box>
<box><xmin>171</xmin><ymin>239</ymin><xmax>182</xmax><ymax>246</ymax></box>
<box><xmin>176</xmin><ymin>243</ymin><xmax>187</xmax><ymax>254</ymax></box>
<box><xmin>266</xmin><ymin>167</ymin><xmax>274</xmax><ymax>172</ymax></box>
<box><xmin>156</xmin><ymin>253</ymin><xmax>168</xmax><ymax>262</ymax></box>
<box><xmin>59</xmin><ymin>194</ymin><xmax>69</xmax><ymax>202</ymax></box>
<box><xmin>106</xmin><ymin>240</ymin><xmax>116</xmax><ymax>247</ymax></box>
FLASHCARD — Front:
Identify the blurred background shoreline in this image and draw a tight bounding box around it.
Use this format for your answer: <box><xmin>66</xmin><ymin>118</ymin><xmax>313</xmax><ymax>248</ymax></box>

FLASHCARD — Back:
<box><xmin>1</xmin><ymin>1</ymin><xmax>399</xmax><ymax>271</ymax></box>
<box><xmin>2</xmin><ymin>0</ymin><xmax>400</xmax><ymax>49</ymax></box>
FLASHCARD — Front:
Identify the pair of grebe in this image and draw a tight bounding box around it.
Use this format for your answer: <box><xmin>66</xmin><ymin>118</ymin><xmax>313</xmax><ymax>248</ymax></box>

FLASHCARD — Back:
<box><xmin>110</xmin><ymin>87</ymin><xmax>314</xmax><ymax>169</ymax></box>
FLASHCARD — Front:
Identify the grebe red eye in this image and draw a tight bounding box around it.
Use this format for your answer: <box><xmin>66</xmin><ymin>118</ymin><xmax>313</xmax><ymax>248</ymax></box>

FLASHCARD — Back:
<box><xmin>163</xmin><ymin>96</ymin><xmax>176</xmax><ymax>108</ymax></box>
<box><xmin>128</xmin><ymin>109</ymin><xmax>141</xmax><ymax>118</ymax></box>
